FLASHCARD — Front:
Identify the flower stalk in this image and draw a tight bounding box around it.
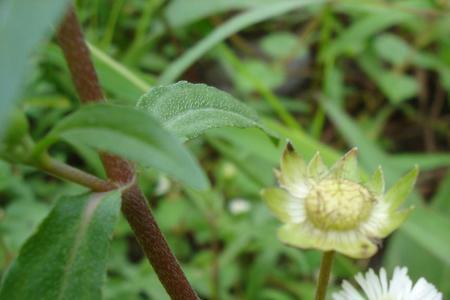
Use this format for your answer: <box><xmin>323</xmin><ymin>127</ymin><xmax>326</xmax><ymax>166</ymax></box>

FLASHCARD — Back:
<box><xmin>315</xmin><ymin>251</ymin><xmax>335</xmax><ymax>300</ymax></box>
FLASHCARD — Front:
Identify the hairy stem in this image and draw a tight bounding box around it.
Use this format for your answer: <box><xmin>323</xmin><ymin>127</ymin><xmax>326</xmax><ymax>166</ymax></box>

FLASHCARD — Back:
<box><xmin>37</xmin><ymin>154</ymin><xmax>115</xmax><ymax>192</ymax></box>
<box><xmin>315</xmin><ymin>251</ymin><xmax>335</xmax><ymax>300</ymax></box>
<box><xmin>56</xmin><ymin>6</ymin><xmax>199</xmax><ymax>300</ymax></box>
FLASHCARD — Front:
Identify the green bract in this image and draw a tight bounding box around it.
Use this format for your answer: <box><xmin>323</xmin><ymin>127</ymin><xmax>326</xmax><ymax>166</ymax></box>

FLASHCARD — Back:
<box><xmin>261</xmin><ymin>142</ymin><xmax>418</xmax><ymax>259</ymax></box>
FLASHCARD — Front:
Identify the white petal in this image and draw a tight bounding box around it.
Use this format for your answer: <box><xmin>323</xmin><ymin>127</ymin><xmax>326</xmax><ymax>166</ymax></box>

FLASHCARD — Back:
<box><xmin>333</xmin><ymin>280</ymin><xmax>365</xmax><ymax>300</ymax></box>
<box><xmin>286</xmin><ymin>199</ymin><xmax>306</xmax><ymax>222</ymax></box>
<box><xmin>334</xmin><ymin>266</ymin><xmax>443</xmax><ymax>300</ymax></box>
<box><xmin>410</xmin><ymin>278</ymin><xmax>443</xmax><ymax>300</ymax></box>
<box><xmin>359</xmin><ymin>198</ymin><xmax>389</xmax><ymax>236</ymax></box>
<box><xmin>389</xmin><ymin>267</ymin><xmax>412</xmax><ymax>299</ymax></box>
<box><xmin>284</xmin><ymin>181</ymin><xmax>310</xmax><ymax>199</ymax></box>
<box><xmin>366</xmin><ymin>269</ymin><xmax>383</xmax><ymax>299</ymax></box>
<box><xmin>379</xmin><ymin>268</ymin><xmax>388</xmax><ymax>295</ymax></box>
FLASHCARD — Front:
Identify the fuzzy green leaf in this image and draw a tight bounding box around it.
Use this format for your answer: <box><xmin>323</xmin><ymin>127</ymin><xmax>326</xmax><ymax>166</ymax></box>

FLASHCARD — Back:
<box><xmin>137</xmin><ymin>81</ymin><xmax>267</xmax><ymax>140</ymax></box>
<box><xmin>38</xmin><ymin>103</ymin><xmax>208</xmax><ymax>189</ymax></box>
<box><xmin>0</xmin><ymin>191</ymin><xmax>121</xmax><ymax>300</ymax></box>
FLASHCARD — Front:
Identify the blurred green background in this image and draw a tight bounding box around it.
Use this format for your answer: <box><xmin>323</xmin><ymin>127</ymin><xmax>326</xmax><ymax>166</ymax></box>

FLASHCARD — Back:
<box><xmin>1</xmin><ymin>0</ymin><xmax>450</xmax><ymax>299</ymax></box>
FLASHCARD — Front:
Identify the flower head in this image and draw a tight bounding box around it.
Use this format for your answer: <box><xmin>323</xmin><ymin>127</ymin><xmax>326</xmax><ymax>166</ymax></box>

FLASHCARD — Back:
<box><xmin>333</xmin><ymin>267</ymin><xmax>442</xmax><ymax>300</ymax></box>
<box><xmin>261</xmin><ymin>142</ymin><xmax>418</xmax><ymax>258</ymax></box>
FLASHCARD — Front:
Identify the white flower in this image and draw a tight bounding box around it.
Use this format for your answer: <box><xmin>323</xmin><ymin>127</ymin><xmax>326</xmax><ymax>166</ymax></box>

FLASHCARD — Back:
<box><xmin>228</xmin><ymin>198</ymin><xmax>251</xmax><ymax>215</ymax></box>
<box><xmin>261</xmin><ymin>142</ymin><xmax>418</xmax><ymax>259</ymax></box>
<box><xmin>333</xmin><ymin>267</ymin><xmax>442</xmax><ymax>300</ymax></box>
<box><xmin>154</xmin><ymin>175</ymin><xmax>171</xmax><ymax>196</ymax></box>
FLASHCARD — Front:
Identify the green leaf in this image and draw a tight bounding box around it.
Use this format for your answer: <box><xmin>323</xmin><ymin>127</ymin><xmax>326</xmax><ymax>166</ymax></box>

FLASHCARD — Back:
<box><xmin>159</xmin><ymin>0</ymin><xmax>325</xmax><ymax>84</ymax></box>
<box><xmin>163</xmin><ymin>0</ymin><xmax>274</xmax><ymax>30</ymax></box>
<box><xmin>322</xmin><ymin>11</ymin><xmax>411</xmax><ymax>60</ymax></box>
<box><xmin>431</xmin><ymin>171</ymin><xmax>450</xmax><ymax>213</ymax></box>
<box><xmin>378</xmin><ymin>72</ymin><xmax>418</xmax><ymax>104</ymax></box>
<box><xmin>389</xmin><ymin>153</ymin><xmax>450</xmax><ymax>172</ymax></box>
<box><xmin>232</xmin><ymin>59</ymin><xmax>285</xmax><ymax>93</ymax></box>
<box><xmin>402</xmin><ymin>207</ymin><xmax>450</xmax><ymax>267</ymax></box>
<box><xmin>137</xmin><ymin>81</ymin><xmax>267</xmax><ymax>140</ymax></box>
<box><xmin>39</xmin><ymin>103</ymin><xmax>208</xmax><ymax>189</ymax></box>
<box><xmin>358</xmin><ymin>54</ymin><xmax>418</xmax><ymax>104</ymax></box>
<box><xmin>87</xmin><ymin>43</ymin><xmax>152</xmax><ymax>103</ymax></box>
<box><xmin>260</xmin><ymin>32</ymin><xmax>300</xmax><ymax>59</ymax></box>
<box><xmin>374</xmin><ymin>33</ymin><xmax>412</xmax><ymax>65</ymax></box>
<box><xmin>0</xmin><ymin>0</ymin><xmax>71</xmax><ymax>136</ymax></box>
<box><xmin>0</xmin><ymin>191</ymin><xmax>121</xmax><ymax>300</ymax></box>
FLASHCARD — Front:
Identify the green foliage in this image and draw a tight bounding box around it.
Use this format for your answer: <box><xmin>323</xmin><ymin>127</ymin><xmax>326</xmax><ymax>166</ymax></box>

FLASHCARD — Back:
<box><xmin>137</xmin><ymin>82</ymin><xmax>267</xmax><ymax>140</ymax></box>
<box><xmin>0</xmin><ymin>191</ymin><xmax>121</xmax><ymax>300</ymax></box>
<box><xmin>260</xmin><ymin>32</ymin><xmax>300</xmax><ymax>59</ymax></box>
<box><xmin>374</xmin><ymin>33</ymin><xmax>412</xmax><ymax>66</ymax></box>
<box><xmin>38</xmin><ymin>103</ymin><xmax>209</xmax><ymax>189</ymax></box>
<box><xmin>162</xmin><ymin>0</ymin><xmax>273</xmax><ymax>30</ymax></box>
<box><xmin>1</xmin><ymin>0</ymin><xmax>450</xmax><ymax>299</ymax></box>
<box><xmin>159</xmin><ymin>0</ymin><xmax>325</xmax><ymax>84</ymax></box>
<box><xmin>359</xmin><ymin>54</ymin><xmax>418</xmax><ymax>104</ymax></box>
<box><xmin>403</xmin><ymin>208</ymin><xmax>450</xmax><ymax>267</ymax></box>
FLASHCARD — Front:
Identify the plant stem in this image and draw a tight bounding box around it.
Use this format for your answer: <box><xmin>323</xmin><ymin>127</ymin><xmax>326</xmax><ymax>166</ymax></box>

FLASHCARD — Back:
<box><xmin>56</xmin><ymin>6</ymin><xmax>199</xmax><ymax>300</ymax></box>
<box><xmin>37</xmin><ymin>154</ymin><xmax>115</xmax><ymax>192</ymax></box>
<box><xmin>315</xmin><ymin>251</ymin><xmax>334</xmax><ymax>300</ymax></box>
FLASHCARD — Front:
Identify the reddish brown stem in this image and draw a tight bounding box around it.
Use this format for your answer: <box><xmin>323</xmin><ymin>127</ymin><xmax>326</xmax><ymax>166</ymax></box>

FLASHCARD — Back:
<box><xmin>56</xmin><ymin>8</ymin><xmax>104</xmax><ymax>103</ymax></box>
<box><xmin>56</xmin><ymin>6</ymin><xmax>199</xmax><ymax>300</ymax></box>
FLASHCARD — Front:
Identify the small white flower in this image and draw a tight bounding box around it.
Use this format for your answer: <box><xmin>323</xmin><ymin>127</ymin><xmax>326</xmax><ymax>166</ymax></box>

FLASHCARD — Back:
<box><xmin>229</xmin><ymin>198</ymin><xmax>251</xmax><ymax>215</ymax></box>
<box><xmin>154</xmin><ymin>175</ymin><xmax>171</xmax><ymax>196</ymax></box>
<box><xmin>333</xmin><ymin>267</ymin><xmax>442</xmax><ymax>300</ymax></box>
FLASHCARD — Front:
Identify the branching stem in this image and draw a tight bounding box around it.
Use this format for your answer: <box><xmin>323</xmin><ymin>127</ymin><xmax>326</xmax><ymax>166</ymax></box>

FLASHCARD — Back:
<box><xmin>37</xmin><ymin>154</ymin><xmax>116</xmax><ymax>192</ymax></box>
<box><xmin>56</xmin><ymin>6</ymin><xmax>199</xmax><ymax>300</ymax></box>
